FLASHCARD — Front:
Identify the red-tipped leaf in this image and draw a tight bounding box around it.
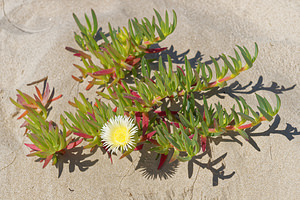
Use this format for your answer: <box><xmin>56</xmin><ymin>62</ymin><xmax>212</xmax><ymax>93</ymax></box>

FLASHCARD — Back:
<box><xmin>87</xmin><ymin>112</ymin><xmax>96</xmax><ymax>121</ymax></box>
<box><xmin>154</xmin><ymin>110</ymin><xmax>178</xmax><ymax>117</ymax></box>
<box><xmin>201</xmin><ymin>135</ymin><xmax>207</xmax><ymax>152</ymax></box>
<box><xmin>24</xmin><ymin>143</ymin><xmax>41</xmax><ymax>151</ymax></box>
<box><xmin>43</xmin><ymin>154</ymin><xmax>53</xmax><ymax>168</ymax></box>
<box><xmin>66</xmin><ymin>139</ymin><xmax>83</xmax><ymax>149</ymax></box>
<box><xmin>86</xmin><ymin>81</ymin><xmax>94</xmax><ymax>90</ymax></box>
<box><xmin>144</xmin><ymin>47</ymin><xmax>167</xmax><ymax>53</ymax></box>
<box><xmin>135</xmin><ymin>112</ymin><xmax>142</xmax><ymax>129</ymax></box>
<box><xmin>134</xmin><ymin>144</ymin><xmax>144</xmax><ymax>151</ymax></box>
<box><xmin>65</xmin><ymin>47</ymin><xmax>91</xmax><ymax>59</ymax></box>
<box><xmin>43</xmin><ymin>83</ymin><xmax>50</xmax><ymax>103</ymax></box>
<box><xmin>177</xmin><ymin>66</ymin><xmax>185</xmax><ymax>76</ymax></box>
<box><xmin>71</xmin><ymin>75</ymin><xmax>83</xmax><ymax>82</ymax></box>
<box><xmin>93</xmin><ymin>68</ymin><xmax>115</xmax><ymax>75</ymax></box>
<box><xmin>158</xmin><ymin>154</ymin><xmax>168</xmax><ymax>170</ymax></box>
<box><xmin>146</xmin><ymin>131</ymin><xmax>156</xmax><ymax>139</ymax></box>
<box><xmin>73</xmin><ymin>132</ymin><xmax>94</xmax><ymax>139</ymax></box>
<box><xmin>142</xmin><ymin>112</ymin><xmax>149</xmax><ymax>135</ymax></box>
<box><xmin>50</xmin><ymin>94</ymin><xmax>63</xmax><ymax>102</ymax></box>
<box><xmin>188</xmin><ymin>134</ymin><xmax>195</xmax><ymax>139</ymax></box>
<box><xmin>123</xmin><ymin>95</ymin><xmax>145</xmax><ymax>104</ymax></box>
<box><xmin>35</xmin><ymin>86</ymin><xmax>43</xmax><ymax>100</ymax></box>
<box><xmin>171</xmin><ymin>122</ymin><xmax>180</xmax><ymax>128</ymax></box>
<box><xmin>17</xmin><ymin>110</ymin><xmax>29</xmax><ymax>120</ymax></box>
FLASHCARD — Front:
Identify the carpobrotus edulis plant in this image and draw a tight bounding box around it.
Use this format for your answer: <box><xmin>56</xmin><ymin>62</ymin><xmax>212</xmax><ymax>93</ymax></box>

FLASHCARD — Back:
<box><xmin>11</xmin><ymin>9</ymin><xmax>280</xmax><ymax>170</ymax></box>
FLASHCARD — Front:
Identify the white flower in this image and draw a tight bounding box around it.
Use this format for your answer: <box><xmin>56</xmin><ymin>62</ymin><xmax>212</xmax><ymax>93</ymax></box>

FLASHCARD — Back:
<box><xmin>101</xmin><ymin>115</ymin><xmax>138</xmax><ymax>153</ymax></box>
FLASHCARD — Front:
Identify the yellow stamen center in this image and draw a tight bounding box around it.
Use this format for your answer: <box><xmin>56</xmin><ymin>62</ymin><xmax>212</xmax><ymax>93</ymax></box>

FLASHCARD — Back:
<box><xmin>111</xmin><ymin>126</ymin><xmax>128</xmax><ymax>145</ymax></box>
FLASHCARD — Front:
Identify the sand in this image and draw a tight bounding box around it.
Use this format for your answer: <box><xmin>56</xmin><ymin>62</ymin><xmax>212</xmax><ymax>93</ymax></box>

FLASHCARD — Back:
<box><xmin>1</xmin><ymin>0</ymin><xmax>299</xmax><ymax>199</ymax></box>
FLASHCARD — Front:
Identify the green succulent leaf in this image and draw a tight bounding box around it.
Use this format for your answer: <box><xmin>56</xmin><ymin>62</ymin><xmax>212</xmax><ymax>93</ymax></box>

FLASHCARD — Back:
<box><xmin>237</xmin><ymin>112</ymin><xmax>255</xmax><ymax>123</ymax></box>
<box><xmin>257</xmin><ymin>106</ymin><xmax>273</xmax><ymax>121</ymax></box>
<box><xmin>236</xmin><ymin>129</ymin><xmax>249</xmax><ymax>141</ymax></box>
<box><xmin>274</xmin><ymin>94</ymin><xmax>281</xmax><ymax>114</ymax></box>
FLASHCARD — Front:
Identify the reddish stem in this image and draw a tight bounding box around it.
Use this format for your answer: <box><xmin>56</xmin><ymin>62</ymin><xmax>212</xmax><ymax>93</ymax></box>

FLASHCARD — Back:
<box><xmin>208</xmin><ymin>117</ymin><xmax>267</xmax><ymax>133</ymax></box>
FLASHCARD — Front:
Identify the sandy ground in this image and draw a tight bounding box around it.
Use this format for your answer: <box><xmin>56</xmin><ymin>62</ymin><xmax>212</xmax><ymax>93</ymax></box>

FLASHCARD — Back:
<box><xmin>0</xmin><ymin>0</ymin><xmax>299</xmax><ymax>199</ymax></box>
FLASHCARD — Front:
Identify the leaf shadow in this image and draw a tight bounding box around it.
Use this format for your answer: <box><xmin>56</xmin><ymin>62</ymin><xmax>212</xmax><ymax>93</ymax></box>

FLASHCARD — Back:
<box><xmin>55</xmin><ymin>147</ymin><xmax>98</xmax><ymax>178</ymax></box>
<box><xmin>159</xmin><ymin>44</ymin><xmax>203</xmax><ymax>67</ymax></box>
<box><xmin>211</xmin><ymin>115</ymin><xmax>299</xmax><ymax>153</ymax></box>
<box><xmin>188</xmin><ymin>150</ymin><xmax>235</xmax><ymax>186</ymax></box>
<box><xmin>248</xmin><ymin>115</ymin><xmax>299</xmax><ymax>140</ymax></box>
<box><xmin>220</xmin><ymin>76</ymin><xmax>296</xmax><ymax>99</ymax></box>
<box><xmin>94</xmin><ymin>27</ymin><xmax>110</xmax><ymax>43</ymax></box>
<box><xmin>145</xmin><ymin>44</ymin><xmax>219</xmax><ymax>71</ymax></box>
<box><xmin>187</xmin><ymin>139</ymin><xmax>236</xmax><ymax>186</ymax></box>
<box><xmin>134</xmin><ymin>144</ymin><xmax>179</xmax><ymax>180</ymax></box>
<box><xmin>195</xmin><ymin>76</ymin><xmax>296</xmax><ymax>102</ymax></box>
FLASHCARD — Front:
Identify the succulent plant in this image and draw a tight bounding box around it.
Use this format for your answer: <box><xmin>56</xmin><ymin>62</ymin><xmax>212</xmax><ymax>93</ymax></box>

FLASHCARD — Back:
<box><xmin>10</xmin><ymin>10</ymin><xmax>281</xmax><ymax>170</ymax></box>
<box><xmin>25</xmin><ymin>109</ymin><xmax>82</xmax><ymax>168</ymax></box>
<box><xmin>61</xmin><ymin>43</ymin><xmax>280</xmax><ymax>168</ymax></box>
<box><xmin>67</xmin><ymin>9</ymin><xmax>176</xmax><ymax>89</ymax></box>
<box><xmin>10</xmin><ymin>82</ymin><xmax>62</xmax><ymax>128</ymax></box>
<box><xmin>10</xmin><ymin>82</ymin><xmax>83</xmax><ymax>167</ymax></box>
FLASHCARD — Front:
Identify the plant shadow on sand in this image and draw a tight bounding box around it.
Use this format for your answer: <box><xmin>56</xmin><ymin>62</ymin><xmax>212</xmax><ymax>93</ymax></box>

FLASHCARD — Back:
<box><xmin>134</xmin><ymin>144</ymin><xmax>179</xmax><ymax>180</ymax></box>
<box><xmin>187</xmin><ymin>150</ymin><xmax>235</xmax><ymax>186</ymax></box>
<box><xmin>55</xmin><ymin>147</ymin><xmax>99</xmax><ymax>178</ymax></box>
